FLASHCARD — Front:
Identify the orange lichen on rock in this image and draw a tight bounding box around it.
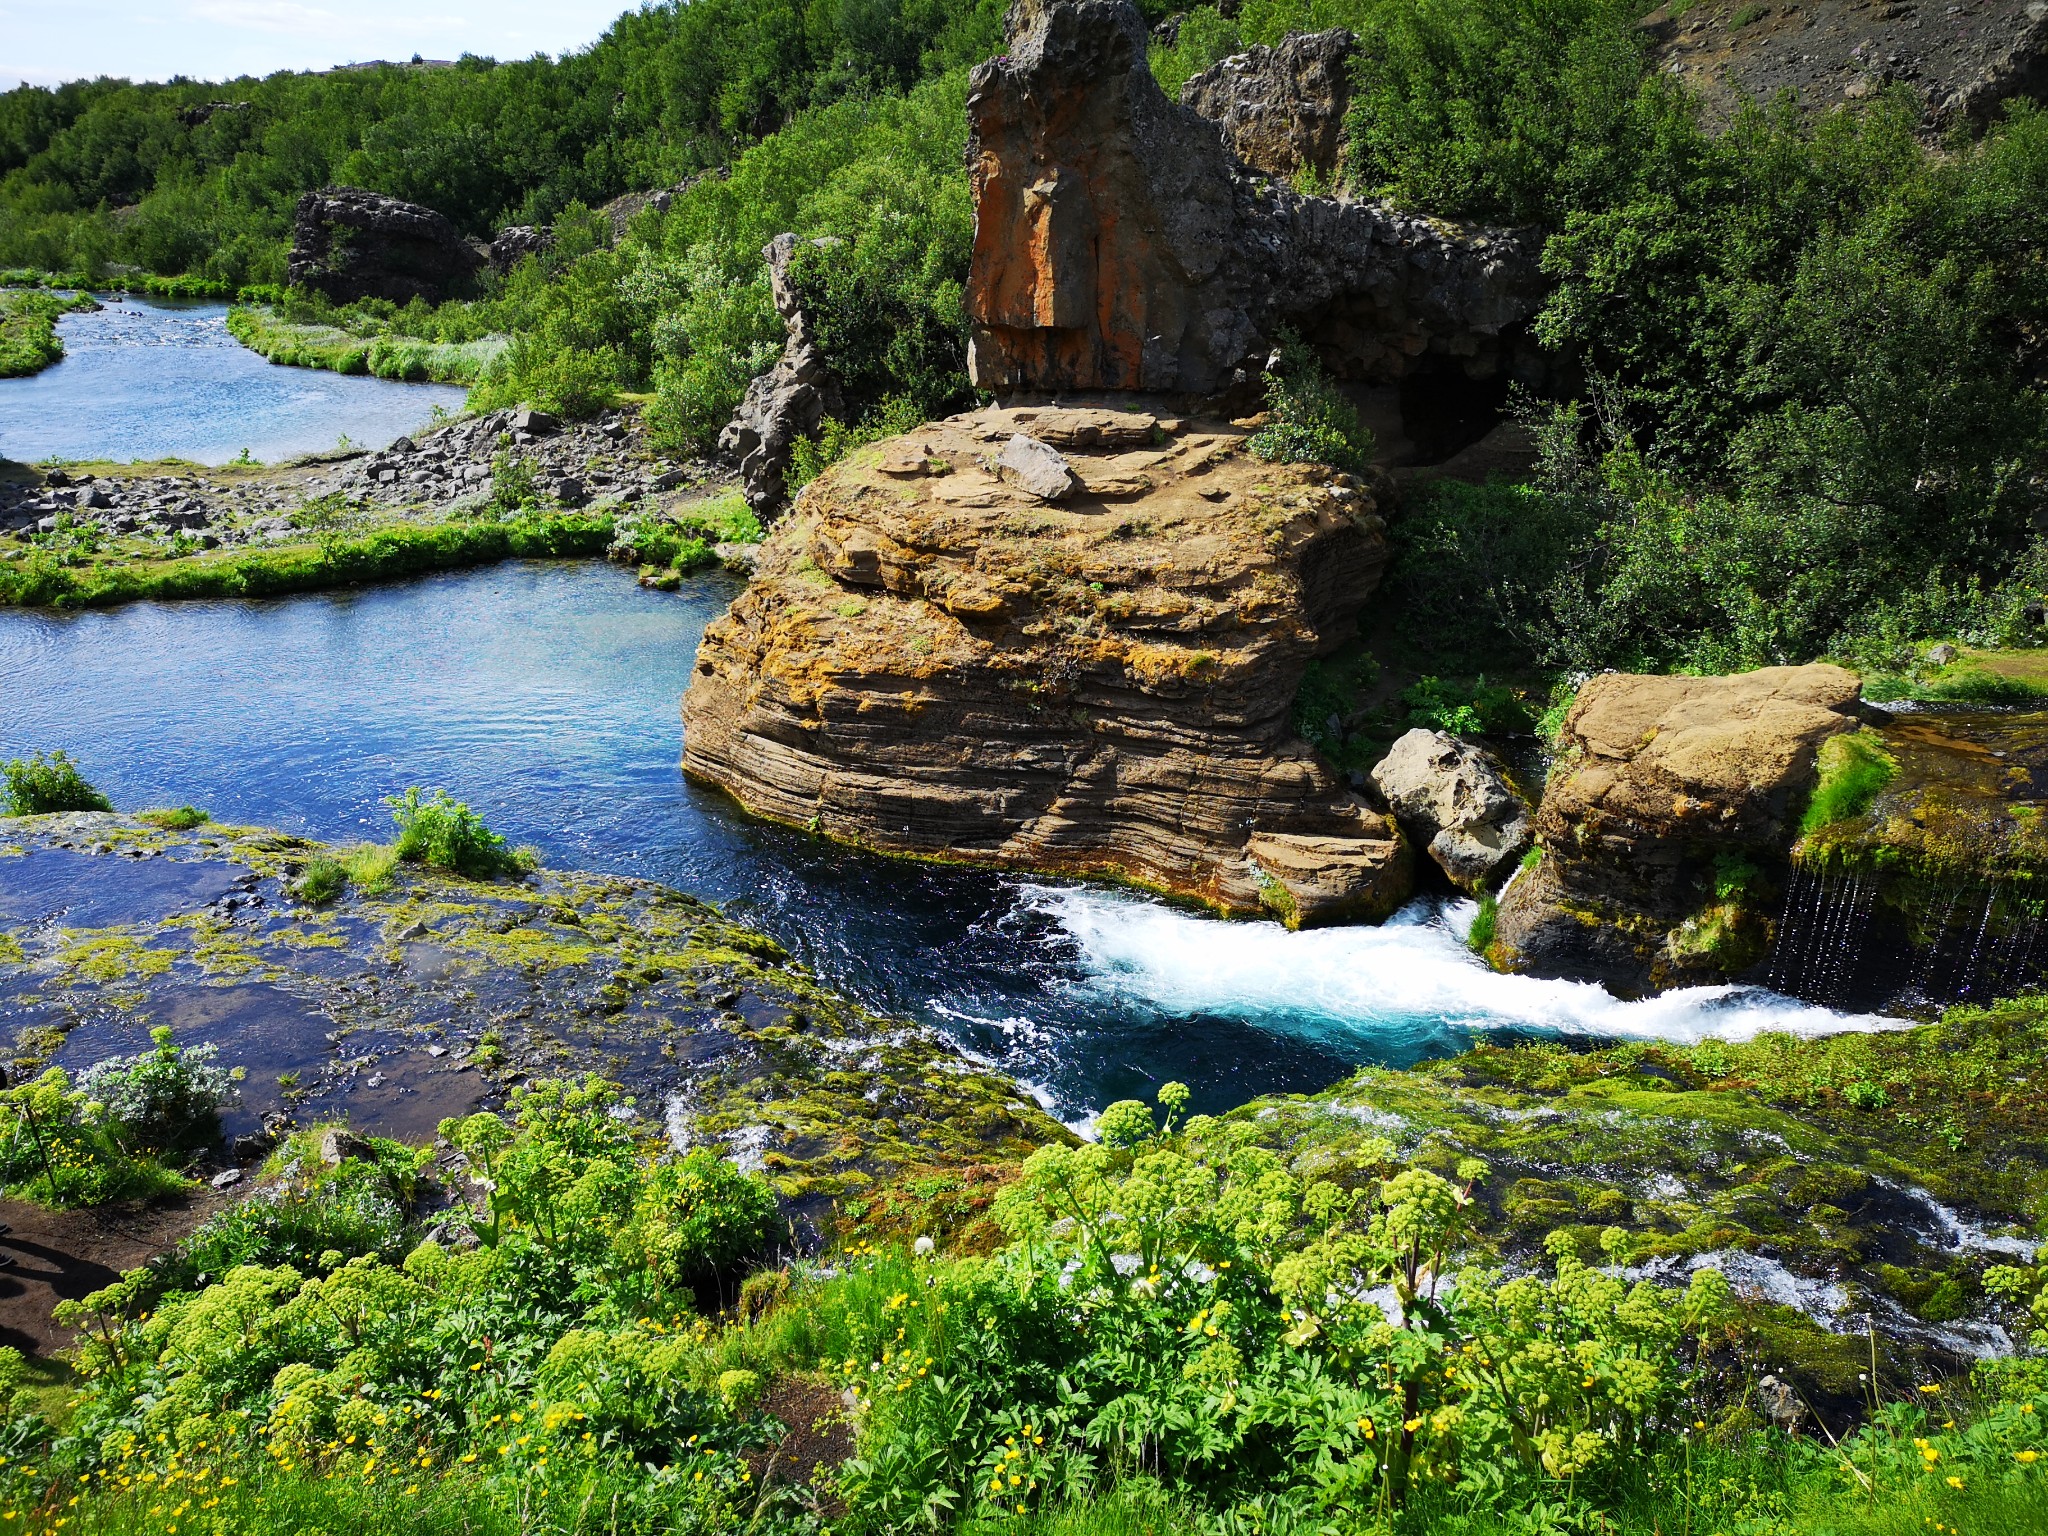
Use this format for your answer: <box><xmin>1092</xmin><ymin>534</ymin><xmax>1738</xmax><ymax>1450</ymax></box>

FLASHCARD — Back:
<box><xmin>682</xmin><ymin>403</ymin><xmax>1410</xmax><ymax>925</ymax></box>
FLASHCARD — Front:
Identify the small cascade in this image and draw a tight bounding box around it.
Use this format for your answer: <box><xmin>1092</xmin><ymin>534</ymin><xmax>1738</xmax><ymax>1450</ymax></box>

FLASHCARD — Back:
<box><xmin>1771</xmin><ymin>861</ymin><xmax>2048</xmax><ymax>1010</ymax></box>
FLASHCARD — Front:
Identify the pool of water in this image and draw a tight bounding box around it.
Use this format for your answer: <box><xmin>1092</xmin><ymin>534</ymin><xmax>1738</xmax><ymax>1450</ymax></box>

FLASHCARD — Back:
<box><xmin>0</xmin><ymin>561</ymin><xmax>1899</xmax><ymax>1120</ymax></box>
<box><xmin>0</xmin><ymin>295</ymin><xmax>467</xmax><ymax>466</ymax></box>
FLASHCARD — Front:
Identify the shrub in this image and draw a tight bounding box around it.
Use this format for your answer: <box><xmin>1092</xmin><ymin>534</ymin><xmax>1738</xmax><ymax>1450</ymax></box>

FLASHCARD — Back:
<box><xmin>1403</xmin><ymin>674</ymin><xmax>1534</xmax><ymax>735</ymax></box>
<box><xmin>1246</xmin><ymin>332</ymin><xmax>1375</xmax><ymax>472</ymax></box>
<box><xmin>3</xmin><ymin>749</ymin><xmax>112</xmax><ymax>815</ymax></box>
<box><xmin>485</xmin><ymin>453</ymin><xmax>540</xmax><ymax>515</ymax></box>
<box><xmin>621</xmin><ymin>1149</ymin><xmax>782</xmax><ymax>1288</ymax></box>
<box><xmin>137</xmin><ymin>806</ymin><xmax>209</xmax><ymax>830</ymax></box>
<box><xmin>0</xmin><ymin>1067</ymin><xmax>193</xmax><ymax>1207</ymax></box>
<box><xmin>294</xmin><ymin>857</ymin><xmax>347</xmax><ymax>904</ymax></box>
<box><xmin>385</xmin><ymin>787</ymin><xmax>528</xmax><ymax>880</ymax></box>
<box><xmin>75</xmin><ymin>1027</ymin><xmax>236</xmax><ymax>1155</ymax></box>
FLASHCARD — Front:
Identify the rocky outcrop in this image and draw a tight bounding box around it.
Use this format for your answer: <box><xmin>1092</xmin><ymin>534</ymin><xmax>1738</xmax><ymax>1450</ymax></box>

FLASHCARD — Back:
<box><xmin>286</xmin><ymin>187</ymin><xmax>485</xmax><ymax>304</ymax></box>
<box><xmin>1643</xmin><ymin>0</ymin><xmax>2048</xmax><ymax>134</ymax></box>
<box><xmin>683</xmin><ymin>402</ymin><xmax>1414</xmax><ymax>926</ymax></box>
<box><xmin>1180</xmin><ymin>29</ymin><xmax>1357</xmax><ymax>181</ymax></box>
<box><xmin>1371</xmin><ymin>728</ymin><xmax>1532</xmax><ymax>892</ymax></box>
<box><xmin>1492</xmin><ymin>665</ymin><xmax>1865</xmax><ymax>993</ymax></box>
<box><xmin>964</xmin><ymin>0</ymin><xmax>1545</xmax><ymax>398</ymax></box>
<box><xmin>718</xmin><ymin>233</ymin><xmax>843</xmax><ymax>517</ymax></box>
<box><xmin>488</xmin><ymin>224</ymin><xmax>552</xmax><ymax>271</ymax></box>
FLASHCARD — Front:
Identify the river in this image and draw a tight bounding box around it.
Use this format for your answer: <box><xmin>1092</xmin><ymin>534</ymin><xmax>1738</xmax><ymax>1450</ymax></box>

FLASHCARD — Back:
<box><xmin>0</xmin><ymin>560</ymin><xmax>1901</xmax><ymax>1122</ymax></box>
<box><xmin>0</xmin><ymin>295</ymin><xmax>466</xmax><ymax>466</ymax></box>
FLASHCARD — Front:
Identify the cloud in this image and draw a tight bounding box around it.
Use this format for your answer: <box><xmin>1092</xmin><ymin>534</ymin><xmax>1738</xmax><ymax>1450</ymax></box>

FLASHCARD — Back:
<box><xmin>185</xmin><ymin>0</ymin><xmax>349</xmax><ymax>38</ymax></box>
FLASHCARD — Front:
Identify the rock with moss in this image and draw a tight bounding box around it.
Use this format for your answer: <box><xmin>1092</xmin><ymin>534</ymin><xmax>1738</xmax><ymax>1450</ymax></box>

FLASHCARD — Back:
<box><xmin>1493</xmin><ymin>665</ymin><xmax>1865</xmax><ymax>993</ymax></box>
<box><xmin>0</xmin><ymin>812</ymin><xmax>1066</xmax><ymax>1210</ymax></box>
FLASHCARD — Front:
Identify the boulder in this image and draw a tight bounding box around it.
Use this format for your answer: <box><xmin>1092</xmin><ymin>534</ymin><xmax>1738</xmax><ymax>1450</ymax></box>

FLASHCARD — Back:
<box><xmin>1492</xmin><ymin>665</ymin><xmax>1865</xmax><ymax>993</ymax></box>
<box><xmin>1180</xmin><ymin>29</ymin><xmax>1358</xmax><ymax>181</ymax></box>
<box><xmin>488</xmin><ymin>224</ymin><xmax>553</xmax><ymax>271</ymax></box>
<box><xmin>996</xmin><ymin>433</ymin><xmax>1080</xmax><ymax>500</ymax></box>
<box><xmin>286</xmin><ymin>186</ymin><xmax>485</xmax><ymax>304</ymax></box>
<box><xmin>718</xmin><ymin>233</ymin><xmax>844</xmax><ymax>516</ymax></box>
<box><xmin>683</xmin><ymin>403</ymin><xmax>1409</xmax><ymax>926</ymax></box>
<box><xmin>1370</xmin><ymin>728</ymin><xmax>1532</xmax><ymax>892</ymax></box>
<box><xmin>964</xmin><ymin>0</ymin><xmax>1545</xmax><ymax>398</ymax></box>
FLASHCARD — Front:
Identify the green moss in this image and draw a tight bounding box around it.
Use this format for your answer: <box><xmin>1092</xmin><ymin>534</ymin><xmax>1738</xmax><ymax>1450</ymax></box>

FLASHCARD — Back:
<box><xmin>54</xmin><ymin>932</ymin><xmax>178</xmax><ymax>984</ymax></box>
<box><xmin>1801</xmin><ymin>729</ymin><xmax>1899</xmax><ymax>838</ymax></box>
<box><xmin>0</xmin><ymin>934</ymin><xmax>21</xmax><ymax>966</ymax></box>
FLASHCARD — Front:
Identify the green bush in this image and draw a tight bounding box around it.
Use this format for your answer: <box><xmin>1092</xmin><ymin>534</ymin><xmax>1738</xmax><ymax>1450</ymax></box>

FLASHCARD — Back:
<box><xmin>1403</xmin><ymin>674</ymin><xmax>1534</xmax><ymax>735</ymax></box>
<box><xmin>137</xmin><ymin>805</ymin><xmax>209</xmax><ymax>830</ymax></box>
<box><xmin>75</xmin><ymin>1026</ymin><xmax>236</xmax><ymax>1155</ymax></box>
<box><xmin>0</xmin><ymin>1067</ymin><xmax>193</xmax><ymax>1207</ymax></box>
<box><xmin>1246</xmin><ymin>332</ymin><xmax>1375</xmax><ymax>472</ymax></box>
<box><xmin>2</xmin><ymin>749</ymin><xmax>112</xmax><ymax>815</ymax></box>
<box><xmin>385</xmin><ymin>787</ymin><xmax>529</xmax><ymax>881</ymax></box>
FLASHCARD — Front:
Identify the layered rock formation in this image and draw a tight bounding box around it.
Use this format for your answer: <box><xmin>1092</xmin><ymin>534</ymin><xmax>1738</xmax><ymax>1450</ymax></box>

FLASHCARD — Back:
<box><xmin>1179</xmin><ymin>29</ymin><xmax>1357</xmax><ymax>181</ymax></box>
<box><xmin>683</xmin><ymin>404</ymin><xmax>1413</xmax><ymax>925</ymax></box>
<box><xmin>964</xmin><ymin>0</ymin><xmax>1545</xmax><ymax>398</ymax></box>
<box><xmin>1643</xmin><ymin>0</ymin><xmax>2048</xmax><ymax>133</ymax></box>
<box><xmin>1493</xmin><ymin>666</ymin><xmax>1865</xmax><ymax>993</ymax></box>
<box><xmin>719</xmin><ymin>233</ymin><xmax>844</xmax><ymax>516</ymax></box>
<box><xmin>286</xmin><ymin>187</ymin><xmax>484</xmax><ymax>304</ymax></box>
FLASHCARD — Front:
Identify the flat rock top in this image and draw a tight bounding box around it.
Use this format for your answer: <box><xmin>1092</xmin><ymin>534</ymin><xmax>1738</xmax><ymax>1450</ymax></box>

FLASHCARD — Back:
<box><xmin>789</xmin><ymin>403</ymin><xmax>1383</xmax><ymax>635</ymax></box>
<box><xmin>1555</xmin><ymin>664</ymin><xmax>1865</xmax><ymax>815</ymax></box>
<box><xmin>1643</xmin><ymin>0</ymin><xmax>2047</xmax><ymax>128</ymax></box>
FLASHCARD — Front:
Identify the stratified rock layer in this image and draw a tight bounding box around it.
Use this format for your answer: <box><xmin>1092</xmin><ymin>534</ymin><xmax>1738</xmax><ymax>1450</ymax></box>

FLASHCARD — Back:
<box><xmin>683</xmin><ymin>403</ymin><xmax>1411</xmax><ymax>925</ymax></box>
<box><xmin>964</xmin><ymin>0</ymin><xmax>1544</xmax><ymax>397</ymax></box>
<box><xmin>286</xmin><ymin>186</ymin><xmax>484</xmax><ymax>304</ymax></box>
<box><xmin>1494</xmin><ymin>665</ymin><xmax>1864</xmax><ymax>992</ymax></box>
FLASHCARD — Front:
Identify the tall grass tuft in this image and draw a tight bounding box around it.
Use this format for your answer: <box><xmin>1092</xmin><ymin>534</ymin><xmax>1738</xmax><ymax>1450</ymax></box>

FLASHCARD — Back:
<box><xmin>1800</xmin><ymin>729</ymin><xmax>1899</xmax><ymax>837</ymax></box>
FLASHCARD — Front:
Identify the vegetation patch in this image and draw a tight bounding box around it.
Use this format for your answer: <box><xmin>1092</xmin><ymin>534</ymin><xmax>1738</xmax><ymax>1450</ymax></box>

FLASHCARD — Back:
<box><xmin>1801</xmin><ymin>729</ymin><xmax>1899</xmax><ymax>838</ymax></box>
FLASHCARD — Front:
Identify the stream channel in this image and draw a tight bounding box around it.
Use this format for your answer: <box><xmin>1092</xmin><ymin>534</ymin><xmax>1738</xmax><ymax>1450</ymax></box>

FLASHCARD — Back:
<box><xmin>0</xmin><ymin>295</ymin><xmax>466</xmax><ymax>466</ymax></box>
<box><xmin>2</xmin><ymin>560</ymin><xmax>1903</xmax><ymax>1125</ymax></box>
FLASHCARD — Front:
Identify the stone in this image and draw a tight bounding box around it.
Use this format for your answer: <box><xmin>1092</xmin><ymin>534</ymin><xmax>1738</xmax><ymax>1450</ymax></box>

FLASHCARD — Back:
<box><xmin>995</xmin><ymin>433</ymin><xmax>1080</xmax><ymax>501</ymax></box>
<box><xmin>1370</xmin><ymin>728</ymin><xmax>1532</xmax><ymax>892</ymax></box>
<box><xmin>714</xmin><ymin>541</ymin><xmax>762</xmax><ymax>574</ymax></box>
<box><xmin>318</xmin><ymin>1127</ymin><xmax>377</xmax><ymax>1166</ymax></box>
<box><xmin>964</xmin><ymin>0</ymin><xmax>1545</xmax><ymax>398</ymax></box>
<box><xmin>209</xmin><ymin>1167</ymin><xmax>244</xmax><ymax>1189</ymax></box>
<box><xmin>1180</xmin><ymin>29</ymin><xmax>1357</xmax><ymax>181</ymax></box>
<box><xmin>554</xmin><ymin>476</ymin><xmax>587</xmax><ymax>505</ymax></box>
<box><xmin>510</xmin><ymin>406</ymin><xmax>558</xmax><ymax>435</ymax></box>
<box><xmin>683</xmin><ymin>404</ymin><xmax>1409</xmax><ymax>926</ymax></box>
<box><xmin>286</xmin><ymin>186</ymin><xmax>485</xmax><ymax>304</ymax></box>
<box><xmin>719</xmin><ymin>233</ymin><xmax>844</xmax><ymax>515</ymax></box>
<box><xmin>1493</xmin><ymin>665</ymin><xmax>1865</xmax><ymax>993</ymax></box>
<box><xmin>1923</xmin><ymin>642</ymin><xmax>1959</xmax><ymax>667</ymax></box>
<box><xmin>488</xmin><ymin>224</ymin><xmax>553</xmax><ymax>271</ymax></box>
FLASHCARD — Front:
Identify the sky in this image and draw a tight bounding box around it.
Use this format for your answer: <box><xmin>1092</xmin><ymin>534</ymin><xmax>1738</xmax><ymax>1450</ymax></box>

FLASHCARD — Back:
<box><xmin>0</xmin><ymin>0</ymin><xmax>636</xmax><ymax>91</ymax></box>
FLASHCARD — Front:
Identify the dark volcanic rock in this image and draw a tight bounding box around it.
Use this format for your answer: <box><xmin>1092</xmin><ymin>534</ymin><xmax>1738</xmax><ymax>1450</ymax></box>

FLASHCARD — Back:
<box><xmin>1643</xmin><ymin>0</ymin><xmax>2048</xmax><ymax>133</ymax></box>
<box><xmin>1180</xmin><ymin>28</ymin><xmax>1358</xmax><ymax>180</ymax></box>
<box><xmin>684</xmin><ymin>403</ymin><xmax>1414</xmax><ymax>927</ymax></box>
<box><xmin>964</xmin><ymin>0</ymin><xmax>1545</xmax><ymax>398</ymax></box>
<box><xmin>287</xmin><ymin>186</ymin><xmax>486</xmax><ymax>304</ymax></box>
<box><xmin>488</xmin><ymin>224</ymin><xmax>553</xmax><ymax>271</ymax></box>
<box><xmin>718</xmin><ymin>233</ymin><xmax>844</xmax><ymax>517</ymax></box>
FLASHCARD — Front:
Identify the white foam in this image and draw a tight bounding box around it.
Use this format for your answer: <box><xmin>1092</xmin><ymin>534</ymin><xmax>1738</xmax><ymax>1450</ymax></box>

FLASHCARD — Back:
<box><xmin>1022</xmin><ymin>885</ymin><xmax>1906</xmax><ymax>1048</ymax></box>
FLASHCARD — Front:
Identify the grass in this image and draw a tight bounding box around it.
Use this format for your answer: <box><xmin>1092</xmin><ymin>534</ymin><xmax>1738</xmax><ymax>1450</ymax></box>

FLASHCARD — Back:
<box><xmin>337</xmin><ymin>843</ymin><xmax>400</xmax><ymax>894</ymax></box>
<box><xmin>0</xmin><ymin>289</ymin><xmax>94</xmax><ymax>378</ymax></box>
<box><xmin>294</xmin><ymin>856</ymin><xmax>347</xmax><ymax>904</ymax></box>
<box><xmin>227</xmin><ymin>304</ymin><xmax>506</xmax><ymax>385</ymax></box>
<box><xmin>1466</xmin><ymin>890</ymin><xmax>1498</xmax><ymax>954</ymax></box>
<box><xmin>137</xmin><ymin>806</ymin><xmax>210</xmax><ymax>830</ymax></box>
<box><xmin>1799</xmin><ymin>728</ymin><xmax>1898</xmax><ymax>837</ymax></box>
<box><xmin>0</xmin><ymin>510</ymin><xmax>615</xmax><ymax>610</ymax></box>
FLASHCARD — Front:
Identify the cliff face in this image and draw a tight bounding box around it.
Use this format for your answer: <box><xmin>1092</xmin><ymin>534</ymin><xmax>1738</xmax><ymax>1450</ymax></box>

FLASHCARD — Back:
<box><xmin>682</xmin><ymin>404</ymin><xmax>1412</xmax><ymax>925</ymax></box>
<box><xmin>286</xmin><ymin>187</ymin><xmax>484</xmax><ymax>305</ymax></box>
<box><xmin>963</xmin><ymin>0</ymin><xmax>1546</xmax><ymax>398</ymax></box>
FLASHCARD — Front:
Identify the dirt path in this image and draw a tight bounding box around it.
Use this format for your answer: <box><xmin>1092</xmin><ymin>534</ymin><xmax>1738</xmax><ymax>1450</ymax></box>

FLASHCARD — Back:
<box><xmin>0</xmin><ymin>1194</ymin><xmax>226</xmax><ymax>1357</ymax></box>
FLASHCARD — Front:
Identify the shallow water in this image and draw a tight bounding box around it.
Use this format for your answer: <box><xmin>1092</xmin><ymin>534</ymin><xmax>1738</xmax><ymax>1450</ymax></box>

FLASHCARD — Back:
<box><xmin>0</xmin><ymin>561</ymin><xmax>1900</xmax><ymax>1117</ymax></box>
<box><xmin>0</xmin><ymin>295</ymin><xmax>466</xmax><ymax>466</ymax></box>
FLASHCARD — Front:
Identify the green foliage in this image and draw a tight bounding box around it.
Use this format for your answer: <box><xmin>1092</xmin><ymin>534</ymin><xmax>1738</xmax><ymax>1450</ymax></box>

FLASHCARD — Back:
<box><xmin>1800</xmin><ymin>729</ymin><xmax>1899</xmax><ymax>838</ymax></box>
<box><xmin>0</xmin><ymin>287</ymin><xmax>91</xmax><ymax>376</ymax></box>
<box><xmin>1148</xmin><ymin>9</ymin><xmax>1244</xmax><ymax>97</ymax></box>
<box><xmin>137</xmin><ymin>805</ymin><xmax>210</xmax><ymax>830</ymax></box>
<box><xmin>2</xmin><ymin>748</ymin><xmax>112</xmax><ymax>815</ymax></box>
<box><xmin>75</xmin><ymin>1026</ymin><xmax>236</xmax><ymax>1155</ymax></box>
<box><xmin>1402</xmin><ymin>675</ymin><xmax>1533</xmax><ymax>736</ymax></box>
<box><xmin>0</xmin><ymin>1066</ymin><xmax>194</xmax><ymax>1207</ymax></box>
<box><xmin>1467</xmin><ymin>892</ymin><xmax>1499</xmax><ymax>954</ymax></box>
<box><xmin>226</xmin><ymin>304</ymin><xmax>504</xmax><ymax>384</ymax></box>
<box><xmin>787</xmin><ymin>396</ymin><xmax>926</xmax><ymax>494</ymax></box>
<box><xmin>1247</xmin><ymin>332</ymin><xmax>1375</xmax><ymax>472</ymax></box>
<box><xmin>385</xmin><ymin>787</ymin><xmax>528</xmax><ymax>881</ymax></box>
<box><xmin>294</xmin><ymin>856</ymin><xmax>347</xmax><ymax>905</ymax></box>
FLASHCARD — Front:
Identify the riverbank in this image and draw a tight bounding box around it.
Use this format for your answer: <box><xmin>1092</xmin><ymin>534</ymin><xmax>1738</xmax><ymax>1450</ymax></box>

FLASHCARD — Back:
<box><xmin>0</xmin><ymin>289</ymin><xmax>97</xmax><ymax>378</ymax></box>
<box><xmin>0</xmin><ymin>403</ymin><xmax>737</xmax><ymax>608</ymax></box>
<box><xmin>227</xmin><ymin>303</ymin><xmax>507</xmax><ymax>385</ymax></box>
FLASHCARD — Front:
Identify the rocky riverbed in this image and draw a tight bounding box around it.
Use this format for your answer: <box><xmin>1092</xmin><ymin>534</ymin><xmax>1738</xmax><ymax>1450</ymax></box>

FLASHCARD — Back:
<box><xmin>0</xmin><ymin>812</ymin><xmax>1060</xmax><ymax>1222</ymax></box>
<box><xmin>0</xmin><ymin>404</ymin><xmax>726</xmax><ymax>552</ymax></box>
